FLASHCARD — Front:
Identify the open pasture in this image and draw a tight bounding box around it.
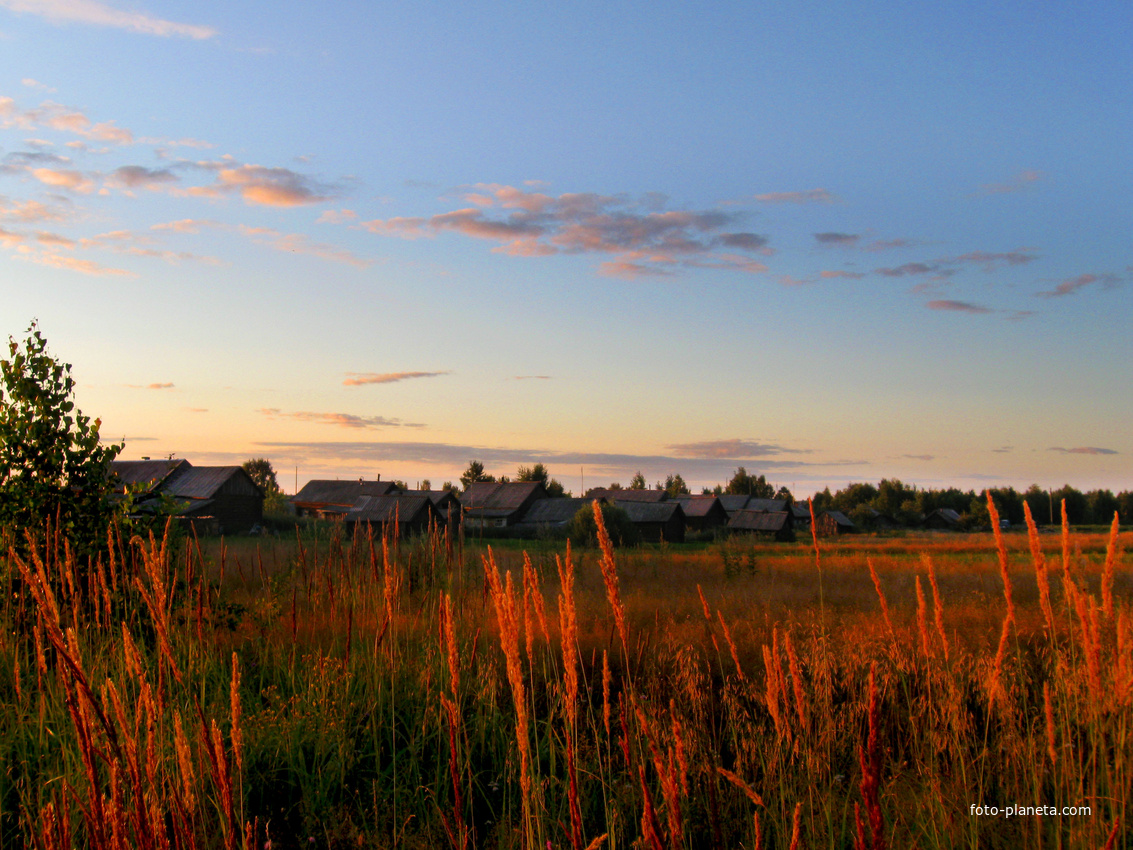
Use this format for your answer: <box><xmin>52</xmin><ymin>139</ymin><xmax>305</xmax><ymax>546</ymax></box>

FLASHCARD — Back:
<box><xmin>1</xmin><ymin>507</ymin><xmax>1130</xmax><ymax>849</ymax></box>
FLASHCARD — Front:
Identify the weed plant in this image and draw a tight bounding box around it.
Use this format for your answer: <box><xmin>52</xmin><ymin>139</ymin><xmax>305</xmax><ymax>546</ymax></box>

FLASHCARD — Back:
<box><xmin>0</xmin><ymin>501</ymin><xmax>1129</xmax><ymax>848</ymax></box>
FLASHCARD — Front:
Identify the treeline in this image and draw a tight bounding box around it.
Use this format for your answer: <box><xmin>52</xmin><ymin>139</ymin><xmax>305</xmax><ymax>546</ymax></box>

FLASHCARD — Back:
<box><xmin>807</xmin><ymin>479</ymin><xmax>1132</xmax><ymax>530</ymax></box>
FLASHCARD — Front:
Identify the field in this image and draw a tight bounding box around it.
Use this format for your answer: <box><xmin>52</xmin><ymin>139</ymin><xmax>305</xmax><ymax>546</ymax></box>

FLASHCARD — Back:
<box><xmin>1</xmin><ymin>503</ymin><xmax>1130</xmax><ymax>849</ymax></box>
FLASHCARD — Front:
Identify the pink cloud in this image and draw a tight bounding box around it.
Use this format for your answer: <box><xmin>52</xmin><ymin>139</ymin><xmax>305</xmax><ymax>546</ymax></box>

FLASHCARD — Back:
<box><xmin>754</xmin><ymin>189</ymin><xmax>836</xmax><ymax>204</ymax></box>
<box><xmin>926</xmin><ymin>300</ymin><xmax>992</xmax><ymax>314</ymax></box>
<box><xmin>1036</xmin><ymin>272</ymin><xmax>1122</xmax><ymax>298</ymax></box>
<box><xmin>31</xmin><ymin>167</ymin><xmax>94</xmax><ymax>193</ymax></box>
<box><xmin>0</xmin><ymin>0</ymin><xmax>217</xmax><ymax>39</ymax></box>
<box><xmin>1049</xmin><ymin>446</ymin><xmax>1118</xmax><ymax>456</ymax></box>
<box><xmin>216</xmin><ymin>165</ymin><xmax>334</xmax><ymax>207</ymax></box>
<box><xmin>257</xmin><ymin>408</ymin><xmax>422</xmax><ymax>429</ymax></box>
<box><xmin>343</xmin><ymin>371</ymin><xmax>449</xmax><ymax>386</ymax></box>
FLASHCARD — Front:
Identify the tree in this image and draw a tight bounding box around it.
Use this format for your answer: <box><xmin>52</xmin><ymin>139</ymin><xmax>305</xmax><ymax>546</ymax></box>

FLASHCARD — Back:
<box><xmin>516</xmin><ymin>463</ymin><xmax>549</xmax><ymax>483</ymax></box>
<box><xmin>460</xmin><ymin>460</ymin><xmax>494</xmax><ymax>490</ymax></box>
<box><xmin>628</xmin><ymin>471</ymin><xmax>647</xmax><ymax>490</ymax></box>
<box><xmin>658</xmin><ymin>473</ymin><xmax>690</xmax><ymax>497</ymax></box>
<box><xmin>725</xmin><ymin>467</ymin><xmax>775</xmax><ymax>498</ymax></box>
<box><xmin>568</xmin><ymin>502</ymin><xmax>639</xmax><ymax>547</ymax></box>
<box><xmin>242</xmin><ymin>458</ymin><xmax>281</xmax><ymax>494</ymax></box>
<box><xmin>0</xmin><ymin>322</ymin><xmax>122</xmax><ymax>552</ymax></box>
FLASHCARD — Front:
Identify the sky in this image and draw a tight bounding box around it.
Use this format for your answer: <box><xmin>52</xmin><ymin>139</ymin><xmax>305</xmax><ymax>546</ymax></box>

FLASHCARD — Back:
<box><xmin>0</xmin><ymin>0</ymin><xmax>1130</xmax><ymax>497</ymax></box>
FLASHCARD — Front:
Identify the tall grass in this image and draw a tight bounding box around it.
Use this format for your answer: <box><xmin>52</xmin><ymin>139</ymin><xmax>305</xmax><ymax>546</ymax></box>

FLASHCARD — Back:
<box><xmin>0</xmin><ymin>505</ymin><xmax>1129</xmax><ymax>848</ymax></box>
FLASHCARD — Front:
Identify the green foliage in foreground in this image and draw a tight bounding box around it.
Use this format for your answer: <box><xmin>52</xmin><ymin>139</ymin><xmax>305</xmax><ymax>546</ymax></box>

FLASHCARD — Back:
<box><xmin>0</xmin><ymin>322</ymin><xmax>122</xmax><ymax>555</ymax></box>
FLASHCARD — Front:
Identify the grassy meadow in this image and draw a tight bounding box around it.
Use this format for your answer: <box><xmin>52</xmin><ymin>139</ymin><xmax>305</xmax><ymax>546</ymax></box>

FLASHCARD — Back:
<box><xmin>1</xmin><ymin>502</ymin><xmax>1130</xmax><ymax>849</ymax></box>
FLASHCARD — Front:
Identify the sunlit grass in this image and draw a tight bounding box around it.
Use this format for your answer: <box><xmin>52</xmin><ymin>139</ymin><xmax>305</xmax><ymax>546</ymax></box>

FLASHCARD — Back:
<box><xmin>0</xmin><ymin>508</ymin><xmax>1129</xmax><ymax>848</ymax></box>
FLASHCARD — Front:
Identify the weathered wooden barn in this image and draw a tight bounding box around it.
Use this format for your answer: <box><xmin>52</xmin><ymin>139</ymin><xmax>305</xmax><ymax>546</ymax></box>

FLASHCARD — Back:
<box><xmin>585</xmin><ymin>488</ymin><xmax>668</xmax><ymax>503</ymax></box>
<box><xmin>727</xmin><ymin>509</ymin><xmax>793</xmax><ymax>541</ymax></box>
<box><xmin>162</xmin><ymin>466</ymin><xmax>264</xmax><ymax>534</ymax></box>
<box><xmin>292</xmin><ymin>479</ymin><xmax>400</xmax><ymax>518</ymax></box>
<box><xmin>815</xmin><ymin>510</ymin><xmax>856</xmax><ymax>536</ymax></box>
<box><xmin>923</xmin><ymin>508</ymin><xmax>962</xmax><ymax>530</ymax></box>
<box><xmin>673</xmin><ymin>495</ymin><xmax>729</xmax><ymax>533</ymax></box>
<box><xmin>514</xmin><ymin>497</ymin><xmax>597</xmax><ymax>536</ymax></box>
<box><xmin>398</xmin><ymin>489</ymin><xmax>461</xmax><ymax>531</ymax></box>
<box><xmin>461</xmin><ymin>481</ymin><xmax>548</xmax><ymax>528</ymax></box>
<box><xmin>110</xmin><ymin>460</ymin><xmax>264</xmax><ymax>534</ymax></box>
<box><xmin>615</xmin><ymin>501</ymin><xmax>686</xmax><ymax>543</ymax></box>
<box><xmin>340</xmin><ymin>494</ymin><xmax>441</xmax><ymax>538</ymax></box>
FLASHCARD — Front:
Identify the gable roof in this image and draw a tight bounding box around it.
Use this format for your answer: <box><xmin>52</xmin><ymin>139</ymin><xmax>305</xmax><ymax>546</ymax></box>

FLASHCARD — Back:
<box><xmin>745</xmin><ymin>498</ymin><xmax>788</xmax><ymax>513</ymax></box>
<box><xmin>164</xmin><ymin>466</ymin><xmax>260</xmax><ymax>500</ymax></box>
<box><xmin>586</xmin><ymin>488</ymin><xmax>668</xmax><ymax>502</ymax></box>
<box><xmin>617</xmin><ymin>501</ymin><xmax>685</xmax><ymax>523</ymax></box>
<box><xmin>110</xmin><ymin>459</ymin><xmax>190</xmax><ymax>492</ymax></box>
<box><xmin>293</xmin><ymin>479</ymin><xmax>399</xmax><ymax>507</ymax></box>
<box><xmin>673</xmin><ymin>495</ymin><xmax>726</xmax><ymax>519</ymax></box>
<box><xmin>518</xmin><ymin>497</ymin><xmax>593</xmax><ymax>526</ymax></box>
<box><xmin>728</xmin><ymin>510</ymin><xmax>790</xmax><ymax>532</ymax></box>
<box><xmin>344</xmin><ymin>494</ymin><xmax>433</xmax><ymax>525</ymax></box>
<box><xmin>461</xmin><ymin>481</ymin><xmax>546</xmax><ymax>512</ymax></box>
<box><xmin>717</xmin><ymin>494</ymin><xmax>754</xmax><ymax>513</ymax></box>
<box><xmin>819</xmin><ymin>510</ymin><xmax>855</xmax><ymax>528</ymax></box>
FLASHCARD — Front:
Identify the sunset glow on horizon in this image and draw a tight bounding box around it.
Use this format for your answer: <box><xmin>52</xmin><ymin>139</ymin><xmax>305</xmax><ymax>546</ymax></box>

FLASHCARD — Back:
<box><xmin>1</xmin><ymin>1</ymin><xmax>1130</xmax><ymax>496</ymax></box>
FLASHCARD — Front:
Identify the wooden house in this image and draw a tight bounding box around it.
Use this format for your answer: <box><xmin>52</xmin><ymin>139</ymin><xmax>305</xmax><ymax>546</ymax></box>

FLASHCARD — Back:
<box><xmin>585</xmin><ymin>488</ymin><xmax>668</xmax><ymax>503</ymax></box>
<box><xmin>162</xmin><ymin>466</ymin><xmax>264</xmax><ymax>534</ymax></box>
<box><xmin>673</xmin><ymin>495</ymin><xmax>729</xmax><ymax>533</ymax></box>
<box><xmin>110</xmin><ymin>460</ymin><xmax>263</xmax><ymax>534</ymax></box>
<box><xmin>398</xmin><ymin>489</ymin><xmax>461</xmax><ymax>531</ymax></box>
<box><xmin>815</xmin><ymin>510</ymin><xmax>856</xmax><ymax>536</ymax></box>
<box><xmin>341</xmin><ymin>494</ymin><xmax>441</xmax><ymax>538</ymax></box>
<box><xmin>615</xmin><ymin>501</ymin><xmax>685</xmax><ymax>543</ymax></box>
<box><xmin>923</xmin><ymin>508</ymin><xmax>962</xmax><ymax>530</ymax></box>
<box><xmin>292</xmin><ymin>479</ymin><xmax>400</xmax><ymax>518</ymax></box>
<box><xmin>727</xmin><ymin>509</ymin><xmax>793</xmax><ymax>541</ymax></box>
<box><xmin>514</xmin><ymin>497</ymin><xmax>596</xmax><ymax>536</ymax></box>
<box><xmin>461</xmin><ymin>481</ymin><xmax>548</xmax><ymax>528</ymax></box>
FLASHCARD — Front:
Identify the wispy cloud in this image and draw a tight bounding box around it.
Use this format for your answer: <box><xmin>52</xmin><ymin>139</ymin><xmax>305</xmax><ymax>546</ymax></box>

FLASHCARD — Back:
<box><xmin>1049</xmin><ymin>446</ymin><xmax>1118</xmax><ymax>456</ymax></box>
<box><xmin>814</xmin><ymin>232</ymin><xmax>859</xmax><ymax>246</ymax></box>
<box><xmin>877</xmin><ymin>262</ymin><xmax>939</xmax><ymax>277</ymax></box>
<box><xmin>664</xmin><ymin>439</ymin><xmax>806</xmax><ymax>459</ymax></box>
<box><xmin>258</xmin><ymin>409</ymin><xmax>424</xmax><ymax>429</ymax></box>
<box><xmin>358</xmin><ymin>184</ymin><xmax>771</xmax><ymax>278</ymax></box>
<box><xmin>513</xmin><ymin>375</ymin><xmax>552</xmax><ymax>380</ymax></box>
<box><xmin>820</xmin><ymin>270</ymin><xmax>866</xmax><ymax>280</ymax></box>
<box><xmin>31</xmin><ymin>167</ymin><xmax>94</xmax><ymax>193</ymax></box>
<box><xmin>28</xmin><ymin>252</ymin><xmax>133</xmax><ymax>276</ymax></box>
<box><xmin>977</xmin><ymin>169</ymin><xmax>1043</xmax><ymax>196</ymax></box>
<box><xmin>107</xmin><ymin>164</ymin><xmax>178</xmax><ymax>191</ymax></box>
<box><xmin>0</xmin><ymin>0</ymin><xmax>216</xmax><ymax>39</ymax></box>
<box><xmin>754</xmin><ymin>189</ymin><xmax>836</xmax><ymax>204</ymax></box>
<box><xmin>0</xmin><ymin>96</ymin><xmax>132</xmax><ymax>143</ymax></box>
<box><xmin>343</xmin><ymin>371</ymin><xmax>450</xmax><ymax>386</ymax></box>
<box><xmin>237</xmin><ymin>226</ymin><xmax>370</xmax><ymax>267</ymax></box>
<box><xmin>21</xmin><ymin>78</ymin><xmax>56</xmax><ymax>92</ymax></box>
<box><xmin>926</xmin><ymin>299</ymin><xmax>992</xmax><ymax>314</ymax></box>
<box><xmin>0</xmin><ymin>196</ymin><xmax>66</xmax><ymax>223</ymax></box>
<box><xmin>1036</xmin><ymin>272</ymin><xmax>1122</xmax><ymax>298</ymax></box>
<box><xmin>253</xmin><ymin>440</ymin><xmax>862</xmax><ymax>486</ymax></box>
<box><xmin>178</xmin><ymin>161</ymin><xmax>336</xmax><ymax>207</ymax></box>
<box><xmin>903</xmin><ymin>454</ymin><xmax>934</xmax><ymax>461</ymax></box>
<box><xmin>125</xmin><ymin>381</ymin><xmax>174</xmax><ymax>389</ymax></box>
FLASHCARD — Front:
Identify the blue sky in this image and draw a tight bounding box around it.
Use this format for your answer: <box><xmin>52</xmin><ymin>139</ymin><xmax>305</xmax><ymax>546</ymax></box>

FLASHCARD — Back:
<box><xmin>1</xmin><ymin>0</ymin><xmax>1130</xmax><ymax>495</ymax></box>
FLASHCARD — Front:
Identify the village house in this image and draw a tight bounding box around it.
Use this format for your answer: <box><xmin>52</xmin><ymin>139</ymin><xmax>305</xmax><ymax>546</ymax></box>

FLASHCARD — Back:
<box><xmin>291</xmin><ymin>478</ymin><xmax>400</xmax><ymax>518</ymax></box>
<box><xmin>672</xmin><ymin>495</ymin><xmax>730</xmax><ymax>533</ymax></box>
<box><xmin>727</xmin><ymin>509</ymin><xmax>794</xmax><ymax>541</ymax></box>
<box><xmin>340</xmin><ymin>493</ymin><xmax>443</xmax><ymax>538</ymax></box>
<box><xmin>461</xmin><ymin>481</ymin><xmax>548</xmax><ymax>529</ymax></box>
<box><xmin>110</xmin><ymin>460</ymin><xmax>263</xmax><ymax>535</ymax></box>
